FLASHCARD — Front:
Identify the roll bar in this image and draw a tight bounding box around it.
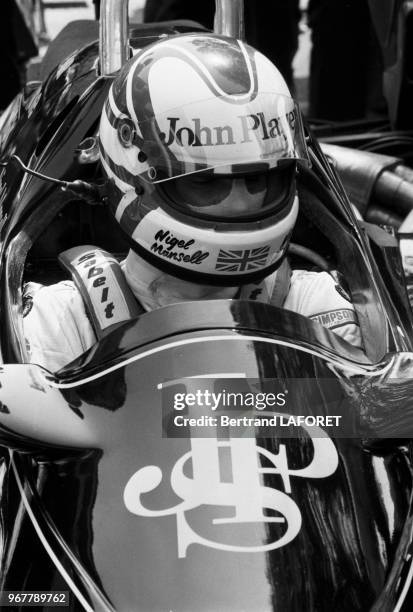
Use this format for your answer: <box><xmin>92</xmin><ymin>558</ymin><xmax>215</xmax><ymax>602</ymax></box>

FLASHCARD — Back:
<box><xmin>213</xmin><ymin>0</ymin><xmax>245</xmax><ymax>39</ymax></box>
<box><xmin>99</xmin><ymin>0</ymin><xmax>129</xmax><ymax>75</ymax></box>
<box><xmin>99</xmin><ymin>0</ymin><xmax>245</xmax><ymax>75</ymax></box>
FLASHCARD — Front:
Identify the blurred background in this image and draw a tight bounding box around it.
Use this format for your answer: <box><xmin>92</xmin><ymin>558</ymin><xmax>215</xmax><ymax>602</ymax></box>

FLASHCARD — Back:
<box><xmin>10</xmin><ymin>0</ymin><xmax>312</xmax><ymax>110</ymax></box>
<box><xmin>9</xmin><ymin>0</ymin><xmax>395</xmax><ymax>127</ymax></box>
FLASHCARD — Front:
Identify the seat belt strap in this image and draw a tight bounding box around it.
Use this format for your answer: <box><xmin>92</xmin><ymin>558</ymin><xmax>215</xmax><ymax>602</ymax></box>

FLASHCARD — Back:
<box><xmin>238</xmin><ymin>259</ymin><xmax>291</xmax><ymax>307</ymax></box>
<box><xmin>59</xmin><ymin>245</ymin><xmax>144</xmax><ymax>340</ymax></box>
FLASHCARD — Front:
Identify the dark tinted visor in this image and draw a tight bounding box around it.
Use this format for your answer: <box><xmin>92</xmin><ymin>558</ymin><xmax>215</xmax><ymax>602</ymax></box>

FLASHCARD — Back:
<box><xmin>161</xmin><ymin>163</ymin><xmax>296</xmax><ymax>219</ymax></box>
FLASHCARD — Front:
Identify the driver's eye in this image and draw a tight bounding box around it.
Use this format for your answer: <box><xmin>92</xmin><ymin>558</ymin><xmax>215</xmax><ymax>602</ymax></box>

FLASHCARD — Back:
<box><xmin>189</xmin><ymin>175</ymin><xmax>223</xmax><ymax>187</ymax></box>
<box><xmin>244</xmin><ymin>174</ymin><xmax>266</xmax><ymax>194</ymax></box>
<box><xmin>170</xmin><ymin>174</ymin><xmax>232</xmax><ymax>207</ymax></box>
<box><xmin>182</xmin><ymin>176</ymin><xmax>231</xmax><ymax>193</ymax></box>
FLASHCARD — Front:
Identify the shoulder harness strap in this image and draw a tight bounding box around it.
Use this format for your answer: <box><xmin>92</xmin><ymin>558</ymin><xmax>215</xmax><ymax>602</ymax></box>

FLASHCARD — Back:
<box><xmin>59</xmin><ymin>246</ymin><xmax>144</xmax><ymax>340</ymax></box>
<box><xmin>237</xmin><ymin>259</ymin><xmax>291</xmax><ymax>306</ymax></box>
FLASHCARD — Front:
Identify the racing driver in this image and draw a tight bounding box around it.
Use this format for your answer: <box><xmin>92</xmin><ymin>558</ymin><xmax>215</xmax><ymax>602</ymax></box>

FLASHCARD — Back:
<box><xmin>23</xmin><ymin>33</ymin><xmax>364</xmax><ymax>372</ymax></box>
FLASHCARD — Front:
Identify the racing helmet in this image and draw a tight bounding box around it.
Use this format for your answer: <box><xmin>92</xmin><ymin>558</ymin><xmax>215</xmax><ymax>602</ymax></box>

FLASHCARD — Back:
<box><xmin>99</xmin><ymin>34</ymin><xmax>309</xmax><ymax>284</ymax></box>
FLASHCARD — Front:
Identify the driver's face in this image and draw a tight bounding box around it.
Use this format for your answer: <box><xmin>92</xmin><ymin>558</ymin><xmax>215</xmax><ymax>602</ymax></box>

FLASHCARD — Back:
<box><xmin>169</xmin><ymin>173</ymin><xmax>269</xmax><ymax>218</ymax></box>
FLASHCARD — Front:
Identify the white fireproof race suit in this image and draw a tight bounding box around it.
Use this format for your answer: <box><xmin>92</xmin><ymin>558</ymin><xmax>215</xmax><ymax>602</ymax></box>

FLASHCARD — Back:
<box><xmin>23</xmin><ymin>252</ymin><xmax>364</xmax><ymax>372</ymax></box>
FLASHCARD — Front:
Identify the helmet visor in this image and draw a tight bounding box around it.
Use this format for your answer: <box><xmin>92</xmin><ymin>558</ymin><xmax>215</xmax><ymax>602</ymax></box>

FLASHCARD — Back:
<box><xmin>160</xmin><ymin>163</ymin><xmax>296</xmax><ymax>220</ymax></box>
<box><xmin>134</xmin><ymin>93</ymin><xmax>309</xmax><ymax>183</ymax></box>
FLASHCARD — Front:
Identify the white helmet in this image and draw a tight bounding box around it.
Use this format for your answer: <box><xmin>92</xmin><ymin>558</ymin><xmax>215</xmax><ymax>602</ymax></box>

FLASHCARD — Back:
<box><xmin>99</xmin><ymin>33</ymin><xmax>308</xmax><ymax>284</ymax></box>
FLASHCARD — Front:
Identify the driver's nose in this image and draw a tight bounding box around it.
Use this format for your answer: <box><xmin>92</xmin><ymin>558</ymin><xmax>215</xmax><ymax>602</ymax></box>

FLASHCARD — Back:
<box><xmin>223</xmin><ymin>178</ymin><xmax>265</xmax><ymax>213</ymax></box>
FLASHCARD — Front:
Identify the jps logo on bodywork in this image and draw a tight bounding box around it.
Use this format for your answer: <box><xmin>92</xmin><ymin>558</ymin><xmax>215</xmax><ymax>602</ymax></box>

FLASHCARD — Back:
<box><xmin>123</xmin><ymin>427</ymin><xmax>338</xmax><ymax>557</ymax></box>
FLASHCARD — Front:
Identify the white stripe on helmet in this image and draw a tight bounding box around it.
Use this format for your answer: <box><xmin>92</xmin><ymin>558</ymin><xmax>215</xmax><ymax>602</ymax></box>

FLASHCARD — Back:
<box><xmin>115</xmin><ymin>189</ymin><xmax>138</xmax><ymax>222</ymax></box>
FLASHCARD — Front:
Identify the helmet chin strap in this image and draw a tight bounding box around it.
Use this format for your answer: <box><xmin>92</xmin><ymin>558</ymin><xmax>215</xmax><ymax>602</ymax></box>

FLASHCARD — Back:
<box><xmin>122</xmin><ymin>250</ymin><xmax>238</xmax><ymax>310</ymax></box>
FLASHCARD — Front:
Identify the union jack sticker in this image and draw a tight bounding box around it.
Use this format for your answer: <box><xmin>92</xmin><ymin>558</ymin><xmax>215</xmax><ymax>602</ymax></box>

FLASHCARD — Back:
<box><xmin>215</xmin><ymin>246</ymin><xmax>270</xmax><ymax>272</ymax></box>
